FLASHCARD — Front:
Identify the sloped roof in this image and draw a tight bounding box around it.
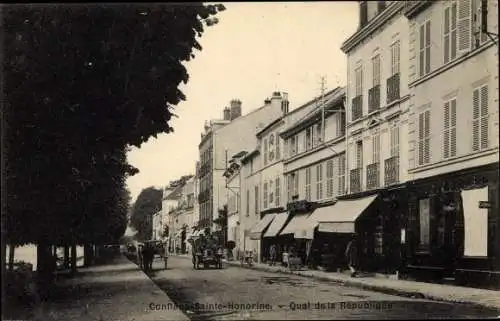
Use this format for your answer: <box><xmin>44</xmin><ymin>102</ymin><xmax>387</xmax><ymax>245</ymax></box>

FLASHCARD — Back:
<box><xmin>164</xmin><ymin>184</ymin><xmax>184</xmax><ymax>200</ymax></box>
<box><xmin>280</xmin><ymin>87</ymin><xmax>346</xmax><ymax>138</ymax></box>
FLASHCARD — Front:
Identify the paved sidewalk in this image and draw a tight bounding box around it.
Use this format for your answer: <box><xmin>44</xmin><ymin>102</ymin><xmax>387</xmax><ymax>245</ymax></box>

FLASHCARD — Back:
<box><xmin>30</xmin><ymin>255</ymin><xmax>189</xmax><ymax>321</ymax></box>
<box><xmin>174</xmin><ymin>254</ymin><xmax>500</xmax><ymax>310</ymax></box>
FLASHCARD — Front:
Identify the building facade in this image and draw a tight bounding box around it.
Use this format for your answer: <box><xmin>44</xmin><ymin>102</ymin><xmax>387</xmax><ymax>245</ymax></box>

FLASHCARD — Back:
<box><xmin>198</xmin><ymin>93</ymin><xmax>288</xmax><ymax>237</ymax></box>
<box><xmin>404</xmin><ymin>0</ymin><xmax>499</xmax><ymax>285</ymax></box>
<box><xmin>340</xmin><ymin>0</ymin><xmax>412</xmax><ymax>274</ymax></box>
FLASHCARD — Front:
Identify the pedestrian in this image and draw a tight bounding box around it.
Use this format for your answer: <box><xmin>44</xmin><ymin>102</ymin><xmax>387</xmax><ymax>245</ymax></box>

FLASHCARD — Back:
<box><xmin>345</xmin><ymin>234</ymin><xmax>358</xmax><ymax>277</ymax></box>
<box><xmin>163</xmin><ymin>242</ymin><xmax>169</xmax><ymax>269</ymax></box>
<box><xmin>137</xmin><ymin>244</ymin><xmax>143</xmax><ymax>269</ymax></box>
<box><xmin>269</xmin><ymin>244</ymin><xmax>277</xmax><ymax>266</ymax></box>
<box><xmin>282</xmin><ymin>246</ymin><xmax>289</xmax><ymax>268</ymax></box>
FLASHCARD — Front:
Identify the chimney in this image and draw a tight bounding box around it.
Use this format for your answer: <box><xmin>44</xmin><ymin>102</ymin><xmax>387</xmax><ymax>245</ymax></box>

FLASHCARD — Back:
<box><xmin>230</xmin><ymin>99</ymin><xmax>242</xmax><ymax>120</ymax></box>
<box><xmin>264</xmin><ymin>98</ymin><xmax>272</xmax><ymax>105</ymax></box>
<box><xmin>281</xmin><ymin>92</ymin><xmax>290</xmax><ymax>115</ymax></box>
<box><xmin>223</xmin><ymin>107</ymin><xmax>231</xmax><ymax>120</ymax></box>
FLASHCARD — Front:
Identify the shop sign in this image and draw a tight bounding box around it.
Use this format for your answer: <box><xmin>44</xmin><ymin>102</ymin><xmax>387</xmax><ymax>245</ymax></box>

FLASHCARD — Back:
<box><xmin>478</xmin><ymin>201</ymin><xmax>491</xmax><ymax>209</ymax></box>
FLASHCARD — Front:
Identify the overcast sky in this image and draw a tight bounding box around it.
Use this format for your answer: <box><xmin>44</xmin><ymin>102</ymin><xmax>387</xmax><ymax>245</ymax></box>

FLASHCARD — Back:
<box><xmin>126</xmin><ymin>2</ymin><xmax>358</xmax><ymax>203</ymax></box>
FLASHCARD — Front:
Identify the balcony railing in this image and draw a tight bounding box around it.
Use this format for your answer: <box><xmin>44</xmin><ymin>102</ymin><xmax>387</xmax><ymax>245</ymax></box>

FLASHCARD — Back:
<box><xmin>366</xmin><ymin>162</ymin><xmax>380</xmax><ymax>190</ymax></box>
<box><xmin>386</xmin><ymin>73</ymin><xmax>400</xmax><ymax>104</ymax></box>
<box><xmin>368</xmin><ymin>85</ymin><xmax>380</xmax><ymax>114</ymax></box>
<box><xmin>350</xmin><ymin>168</ymin><xmax>362</xmax><ymax>194</ymax></box>
<box><xmin>351</xmin><ymin>95</ymin><xmax>363</xmax><ymax>121</ymax></box>
<box><xmin>384</xmin><ymin>156</ymin><xmax>400</xmax><ymax>186</ymax></box>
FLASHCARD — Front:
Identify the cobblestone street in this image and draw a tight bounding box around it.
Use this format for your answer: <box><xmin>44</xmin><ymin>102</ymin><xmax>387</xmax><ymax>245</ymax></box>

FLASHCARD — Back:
<box><xmin>149</xmin><ymin>257</ymin><xmax>500</xmax><ymax>320</ymax></box>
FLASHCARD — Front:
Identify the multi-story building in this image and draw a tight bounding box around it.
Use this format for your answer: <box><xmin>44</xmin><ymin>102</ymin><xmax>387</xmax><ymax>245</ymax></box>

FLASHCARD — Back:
<box><xmin>239</xmin><ymin>91</ymin><xmax>329</xmax><ymax>262</ymax></box>
<box><xmin>197</xmin><ymin>93</ymin><xmax>288</xmax><ymax>241</ymax></box>
<box><xmin>172</xmin><ymin>176</ymin><xmax>195</xmax><ymax>253</ymax></box>
<box><xmin>404</xmin><ymin>0</ymin><xmax>499</xmax><ymax>284</ymax></box>
<box><xmin>340</xmin><ymin>0</ymin><xmax>412</xmax><ymax>274</ymax></box>
<box><xmin>152</xmin><ymin>211</ymin><xmax>162</xmax><ymax>240</ymax></box>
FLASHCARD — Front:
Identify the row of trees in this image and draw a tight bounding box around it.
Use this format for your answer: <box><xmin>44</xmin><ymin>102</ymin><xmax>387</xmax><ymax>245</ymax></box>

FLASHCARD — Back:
<box><xmin>2</xmin><ymin>3</ymin><xmax>225</xmax><ymax>287</ymax></box>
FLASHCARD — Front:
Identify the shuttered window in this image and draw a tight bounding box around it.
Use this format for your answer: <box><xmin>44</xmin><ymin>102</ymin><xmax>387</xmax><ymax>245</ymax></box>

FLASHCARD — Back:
<box><xmin>372</xmin><ymin>134</ymin><xmax>380</xmax><ymax>164</ymax></box>
<box><xmin>255</xmin><ymin>185</ymin><xmax>259</xmax><ymax>215</ymax></box>
<box><xmin>372</xmin><ymin>55</ymin><xmax>380</xmax><ymax>87</ymax></box>
<box><xmin>355</xmin><ymin>66</ymin><xmax>363</xmax><ymax>96</ymax></box>
<box><xmin>390</xmin><ymin>125</ymin><xmax>400</xmax><ymax>157</ymax></box>
<box><xmin>305</xmin><ymin>167</ymin><xmax>312</xmax><ymax>201</ymax></box>
<box><xmin>391</xmin><ymin>41</ymin><xmax>400</xmax><ymax>76</ymax></box>
<box><xmin>275</xmin><ymin>177</ymin><xmax>280</xmax><ymax>206</ymax></box>
<box><xmin>443</xmin><ymin>98</ymin><xmax>457</xmax><ymax>159</ymax></box>
<box><xmin>326</xmin><ymin>159</ymin><xmax>334</xmax><ymax>198</ymax></box>
<box><xmin>457</xmin><ymin>0</ymin><xmax>472</xmax><ymax>53</ymax></box>
<box><xmin>473</xmin><ymin>0</ymin><xmax>489</xmax><ymax>46</ymax></box>
<box><xmin>287</xmin><ymin>174</ymin><xmax>293</xmax><ymax>201</ymax></box>
<box><xmin>269</xmin><ymin>180</ymin><xmax>274</xmax><ymax>206</ymax></box>
<box><xmin>316</xmin><ymin>163</ymin><xmax>324</xmax><ymax>200</ymax></box>
<box><xmin>472</xmin><ymin>85</ymin><xmax>489</xmax><ymax>151</ymax></box>
<box><xmin>444</xmin><ymin>1</ymin><xmax>458</xmax><ymax>64</ymax></box>
<box><xmin>356</xmin><ymin>141</ymin><xmax>363</xmax><ymax>169</ymax></box>
<box><xmin>263</xmin><ymin>139</ymin><xmax>268</xmax><ymax>165</ymax></box>
<box><xmin>418</xmin><ymin>110</ymin><xmax>431</xmax><ymax>165</ymax></box>
<box><xmin>338</xmin><ymin>154</ymin><xmax>346</xmax><ymax>196</ymax></box>
<box><xmin>263</xmin><ymin>181</ymin><xmax>268</xmax><ymax>209</ymax></box>
<box><xmin>419</xmin><ymin>20</ymin><xmax>431</xmax><ymax>77</ymax></box>
<box><xmin>276</xmin><ymin>132</ymin><xmax>281</xmax><ymax>160</ymax></box>
<box><xmin>294</xmin><ymin>172</ymin><xmax>299</xmax><ymax>197</ymax></box>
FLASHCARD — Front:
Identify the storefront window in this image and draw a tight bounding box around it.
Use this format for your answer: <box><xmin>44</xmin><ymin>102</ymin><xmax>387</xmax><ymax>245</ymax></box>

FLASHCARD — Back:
<box><xmin>419</xmin><ymin>198</ymin><xmax>431</xmax><ymax>250</ymax></box>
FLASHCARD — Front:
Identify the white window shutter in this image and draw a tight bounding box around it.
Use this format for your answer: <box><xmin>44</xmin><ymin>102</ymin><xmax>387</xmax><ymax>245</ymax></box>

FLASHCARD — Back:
<box><xmin>443</xmin><ymin>101</ymin><xmax>450</xmax><ymax>159</ymax></box>
<box><xmin>472</xmin><ymin>89</ymin><xmax>480</xmax><ymax>151</ymax></box>
<box><xmin>480</xmin><ymin>85</ymin><xmax>489</xmax><ymax>149</ymax></box>
<box><xmin>444</xmin><ymin>7</ymin><xmax>451</xmax><ymax>63</ymax></box>
<box><xmin>458</xmin><ymin>0</ymin><xmax>472</xmax><ymax>53</ymax></box>
<box><xmin>450</xmin><ymin>99</ymin><xmax>457</xmax><ymax>157</ymax></box>
<box><xmin>419</xmin><ymin>24</ymin><xmax>425</xmax><ymax>77</ymax></box>
<box><xmin>424</xmin><ymin>111</ymin><xmax>431</xmax><ymax>164</ymax></box>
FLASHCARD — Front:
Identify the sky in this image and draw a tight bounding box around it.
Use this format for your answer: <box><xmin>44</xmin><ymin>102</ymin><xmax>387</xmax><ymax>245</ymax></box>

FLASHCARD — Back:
<box><xmin>126</xmin><ymin>2</ymin><xmax>359</xmax><ymax>203</ymax></box>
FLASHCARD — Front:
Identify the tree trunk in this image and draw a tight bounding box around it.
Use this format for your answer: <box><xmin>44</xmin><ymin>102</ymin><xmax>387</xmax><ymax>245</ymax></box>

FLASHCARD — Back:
<box><xmin>37</xmin><ymin>242</ymin><xmax>53</xmax><ymax>300</ymax></box>
<box><xmin>64</xmin><ymin>245</ymin><xmax>70</xmax><ymax>269</ymax></box>
<box><xmin>70</xmin><ymin>243</ymin><xmax>77</xmax><ymax>274</ymax></box>
<box><xmin>8</xmin><ymin>244</ymin><xmax>15</xmax><ymax>271</ymax></box>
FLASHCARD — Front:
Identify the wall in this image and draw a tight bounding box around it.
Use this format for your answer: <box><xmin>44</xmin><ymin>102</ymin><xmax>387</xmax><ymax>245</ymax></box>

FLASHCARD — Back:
<box><xmin>407</xmin><ymin>0</ymin><xmax>499</xmax><ymax>180</ymax></box>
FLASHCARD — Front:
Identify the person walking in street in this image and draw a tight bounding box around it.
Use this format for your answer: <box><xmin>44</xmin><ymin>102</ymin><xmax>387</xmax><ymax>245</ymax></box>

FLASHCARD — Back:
<box><xmin>269</xmin><ymin>244</ymin><xmax>277</xmax><ymax>266</ymax></box>
<box><xmin>345</xmin><ymin>234</ymin><xmax>358</xmax><ymax>277</ymax></box>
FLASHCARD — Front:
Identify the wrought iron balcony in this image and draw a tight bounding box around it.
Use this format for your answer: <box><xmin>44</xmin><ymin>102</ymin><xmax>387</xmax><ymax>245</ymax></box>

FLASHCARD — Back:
<box><xmin>384</xmin><ymin>156</ymin><xmax>400</xmax><ymax>186</ymax></box>
<box><xmin>368</xmin><ymin>85</ymin><xmax>380</xmax><ymax>114</ymax></box>
<box><xmin>352</xmin><ymin>95</ymin><xmax>363</xmax><ymax>121</ymax></box>
<box><xmin>386</xmin><ymin>73</ymin><xmax>400</xmax><ymax>104</ymax></box>
<box><xmin>350</xmin><ymin>168</ymin><xmax>362</xmax><ymax>194</ymax></box>
<box><xmin>366</xmin><ymin>163</ymin><xmax>380</xmax><ymax>190</ymax></box>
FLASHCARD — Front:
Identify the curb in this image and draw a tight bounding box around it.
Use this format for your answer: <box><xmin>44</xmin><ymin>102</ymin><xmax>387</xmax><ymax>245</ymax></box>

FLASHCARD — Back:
<box><xmin>173</xmin><ymin>255</ymin><xmax>500</xmax><ymax>310</ymax></box>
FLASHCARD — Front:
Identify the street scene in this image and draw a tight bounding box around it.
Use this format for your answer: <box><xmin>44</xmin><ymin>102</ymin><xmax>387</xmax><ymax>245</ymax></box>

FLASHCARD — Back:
<box><xmin>3</xmin><ymin>1</ymin><xmax>500</xmax><ymax>321</ymax></box>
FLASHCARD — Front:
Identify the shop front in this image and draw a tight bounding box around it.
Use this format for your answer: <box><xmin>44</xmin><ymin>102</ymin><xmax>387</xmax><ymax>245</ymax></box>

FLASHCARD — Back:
<box><xmin>262</xmin><ymin>211</ymin><xmax>291</xmax><ymax>264</ymax></box>
<box><xmin>405</xmin><ymin>163</ymin><xmax>499</xmax><ymax>288</ymax></box>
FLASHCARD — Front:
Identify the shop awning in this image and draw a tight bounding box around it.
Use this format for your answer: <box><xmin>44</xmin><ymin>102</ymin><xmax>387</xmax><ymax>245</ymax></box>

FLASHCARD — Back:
<box><xmin>279</xmin><ymin>212</ymin><xmax>312</xmax><ymax>237</ymax></box>
<box><xmin>263</xmin><ymin>212</ymin><xmax>290</xmax><ymax>238</ymax></box>
<box><xmin>248</xmin><ymin>214</ymin><xmax>277</xmax><ymax>240</ymax></box>
<box><xmin>294</xmin><ymin>204</ymin><xmax>337</xmax><ymax>239</ymax></box>
<box><xmin>318</xmin><ymin>194</ymin><xmax>378</xmax><ymax>233</ymax></box>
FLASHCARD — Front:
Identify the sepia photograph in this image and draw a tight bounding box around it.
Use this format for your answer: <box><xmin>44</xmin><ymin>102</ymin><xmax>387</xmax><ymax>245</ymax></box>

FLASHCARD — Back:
<box><xmin>1</xmin><ymin>1</ymin><xmax>500</xmax><ymax>320</ymax></box>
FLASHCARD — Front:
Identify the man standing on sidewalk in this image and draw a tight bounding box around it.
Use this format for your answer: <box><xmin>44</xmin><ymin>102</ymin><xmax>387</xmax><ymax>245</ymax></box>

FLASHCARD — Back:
<box><xmin>269</xmin><ymin>244</ymin><xmax>277</xmax><ymax>266</ymax></box>
<box><xmin>345</xmin><ymin>234</ymin><xmax>358</xmax><ymax>277</ymax></box>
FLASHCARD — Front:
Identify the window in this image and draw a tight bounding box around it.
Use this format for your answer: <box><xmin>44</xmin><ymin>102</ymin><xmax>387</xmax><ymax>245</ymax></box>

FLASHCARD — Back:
<box><xmin>419</xmin><ymin>198</ymin><xmax>431</xmax><ymax>250</ymax></box>
<box><xmin>326</xmin><ymin>159</ymin><xmax>334</xmax><ymax>198</ymax></box>
<box><xmin>473</xmin><ymin>0</ymin><xmax>489</xmax><ymax>46</ymax></box>
<box><xmin>457</xmin><ymin>0</ymin><xmax>472</xmax><ymax>53</ymax></box>
<box><xmin>263</xmin><ymin>182</ymin><xmax>268</xmax><ymax>209</ymax></box>
<box><xmin>337</xmin><ymin>113</ymin><xmax>346</xmax><ymax>137</ymax></box>
<box><xmin>372</xmin><ymin>54</ymin><xmax>380</xmax><ymax>87</ymax></box>
<box><xmin>316</xmin><ymin>123</ymin><xmax>322</xmax><ymax>145</ymax></box>
<box><xmin>372</xmin><ymin>134</ymin><xmax>380</xmax><ymax>164</ymax></box>
<box><xmin>391</xmin><ymin>41</ymin><xmax>400</xmax><ymax>76</ymax></box>
<box><xmin>276</xmin><ymin>132</ymin><xmax>281</xmax><ymax>160</ymax></box>
<box><xmin>305</xmin><ymin>167</ymin><xmax>312</xmax><ymax>201</ymax></box>
<box><xmin>246</xmin><ymin>189</ymin><xmax>250</xmax><ymax>216</ymax></box>
<box><xmin>338</xmin><ymin>154</ymin><xmax>346</xmax><ymax>195</ymax></box>
<box><xmin>418</xmin><ymin>110</ymin><xmax>431</xmax><ymax>165</ymax></box>
<box><xmin>443</xmin><ymin>98</ymin><xmax>457</xmax><ymax>159</ymax></box>
<box><xmin>290</xmin><ymin>135</ymin><xmax>299</xmax><ymax>156</ymax></box>
<box><xmin>255</xmin><ymin>185</ymin><xmax>259</xmax><ymax>215</ymax></box>
<box><xmin>444</xmin><ymin>1</ymin><xmax>458</xmax><ymax>64</ymax></box>
<box><xmin>269</xmin><ymin>134</ymin><xmax>275</xmax><ymax>162</ymax></box>
<box><xmin>390</xmin><ymin>125</ymin><xmax>400</xmax><ymax>157</ymax></box>
<box><xmin>263</xmin><ymin>139</ymin><xmax>268</xmax><ymax>165</ymax></box>
<box><xmin>316</xmin><ymin>163</ymin><xmax>324</xmax><ymax>200</ymax></box>
<box><xmin>275</xmin><ymin>177</ymin><xmax>280</xmax><ymax>206</ymax></box>
<box><xmin>472</xmin><ymin>84</ymin><xmax>489</xmax><ymax>151</ymax></box>
<box><xmin>269</xmin><ymin>180</ymin><xmax>274</xmax><ymax>206</ymax></box>
<box><xmin>419</xmin><ymin>20</ymin><xmax>431</xmax><ymax>77</ymax></box>
<box><xmin>355</xmin><ymin>66</ymin><xmax>363</xmax><ymax>96</ymax></box>
<box><xmin>287</xmin><ymin>174</ymin><xmax>293</xmax><ymax>201</ymax></box>
<box><xmin>293</xmin><ymin>172</ymin><xmax>299</xmax><ymax>198</ymax></box>
<box><xmin>356</xmin><ymin>141</ymin><xmax>363</xmax><ymax>169</ymax></box>
<box><xmin>305</xmin><ymin>127</ymin><xmax>313</xmax><ymax>151</ymax></box>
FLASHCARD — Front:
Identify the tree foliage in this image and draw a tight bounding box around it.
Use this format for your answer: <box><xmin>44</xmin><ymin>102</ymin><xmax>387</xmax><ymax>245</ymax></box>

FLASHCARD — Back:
<box><xmin>3</xmin><ymin>3</ymin><xmax>225</xmax><ymax>247</ymax></box>
<box><xmin>130</xmin><ymin>187</ymin><xmax>163</xmax><ymax>241</ymax></box>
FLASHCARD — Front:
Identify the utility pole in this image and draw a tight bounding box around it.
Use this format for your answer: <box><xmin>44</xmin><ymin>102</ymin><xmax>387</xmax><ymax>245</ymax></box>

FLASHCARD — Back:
<box><xmin>319</xmin><ymin>76</ymin><xmax>327</xmax><ymax>143</ymax></box>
